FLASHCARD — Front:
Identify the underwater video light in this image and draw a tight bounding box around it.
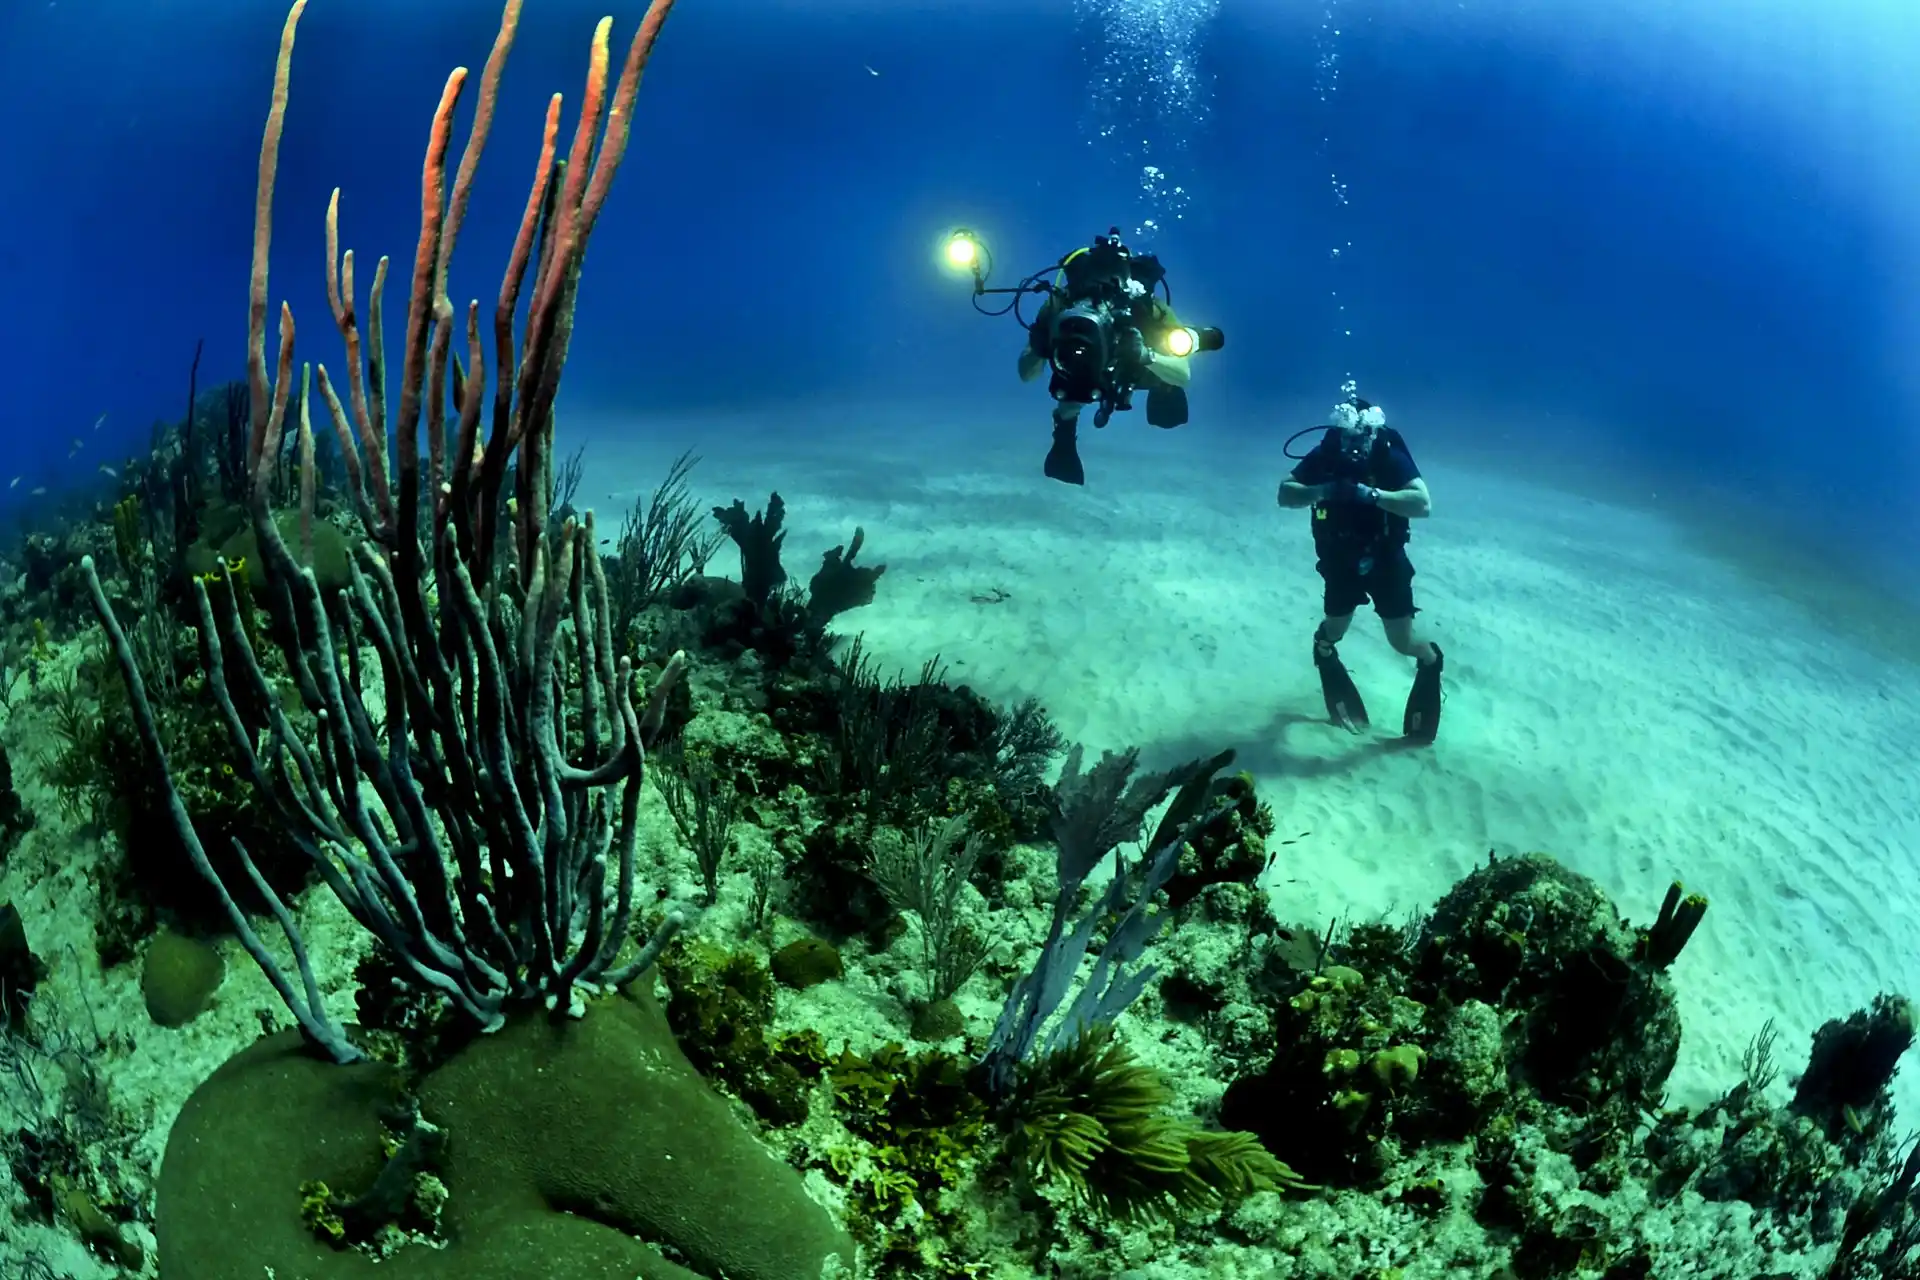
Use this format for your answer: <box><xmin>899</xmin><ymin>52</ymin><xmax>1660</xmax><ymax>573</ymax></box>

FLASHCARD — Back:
<box><xmin>1157</xmin><ymin>325</ymin><xmax>1225</xmax><ymax>358</ymax></box>
<box><xmin>944</xmin><ymin>228</ymin><xmax>982</xmax><ymax>271</ymax></box>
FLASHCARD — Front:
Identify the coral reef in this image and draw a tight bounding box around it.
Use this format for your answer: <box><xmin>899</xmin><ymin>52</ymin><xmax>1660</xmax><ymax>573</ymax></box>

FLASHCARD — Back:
<box><xmin>159</xmin><ymin>988</ymin><xmax>852</xmax><ymax>1280</ymax></box>
<box><xmin>0</xmin><ymin>6</ymin><xmax>1916</xmax><ymax>1280</ymax></box>
<box><xmin>824</xmin><ymin>1041</ymin><xmax>991</xmax><ymax>1275</ymax></box>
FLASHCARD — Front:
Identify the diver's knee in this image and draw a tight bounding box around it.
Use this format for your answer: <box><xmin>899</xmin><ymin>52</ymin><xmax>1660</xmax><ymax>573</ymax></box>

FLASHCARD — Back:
<box><xmin>1149</xmin><ymin>354</ymin><xmax>1192</xmax><ymax>388</ymax></box>
<box><xmin>1381</xmin><ymin>618</ymin><xmax>1423</xmax><ymax>656</ymax></box>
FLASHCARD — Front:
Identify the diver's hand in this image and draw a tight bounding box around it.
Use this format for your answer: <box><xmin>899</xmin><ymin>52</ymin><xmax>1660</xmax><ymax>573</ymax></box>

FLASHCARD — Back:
<box><xmin>1331</xmin><ymin>480</ymin><xmax>1379</xmax><ymax>506</ymax></box>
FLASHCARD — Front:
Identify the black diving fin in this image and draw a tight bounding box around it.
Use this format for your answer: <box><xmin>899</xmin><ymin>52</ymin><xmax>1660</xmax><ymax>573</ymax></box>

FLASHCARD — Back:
<box><xmin>1314</xmin><ymin>639</ymin><xmax>1369</xmax><ymax>733</ymax></box>
<box><xmin>1402</xmin><ymin>644</ymin><xmax>1444</xmax><ymax>744</ymax></box>
<box><xmin>1044</xmin><ymin>423</ymin><xmax>1085</xmax><ymax>485</ymax></box>
<box><xmin>1145</xmin><ymin>384</ymin><xmax>1189</xmax><ymax>428</ymax></box>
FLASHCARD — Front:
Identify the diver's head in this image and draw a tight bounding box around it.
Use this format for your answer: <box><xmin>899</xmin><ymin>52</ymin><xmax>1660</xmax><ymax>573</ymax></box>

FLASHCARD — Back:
<box><xmin>1330</xmin><ymin>398</ymin><xmax>1386</xmax><ymax>466</ymax></box>
<box><xmin>1129</xmin><ymin>252</ymin><xmax>1167</xmax><ymax>293</ymax></box>
<box><xmin>1332</xmin><ymin>397</ymin><xmax>1385</xmax><ymax>428</ymax></box>
<box><xmin>1063</xmin><ymin>227</ymin><xmax>1134</xmax><ymax>303</ymax></box>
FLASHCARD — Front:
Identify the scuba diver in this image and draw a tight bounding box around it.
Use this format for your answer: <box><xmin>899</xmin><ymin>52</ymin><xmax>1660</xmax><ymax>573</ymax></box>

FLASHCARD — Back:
<box><xmin>1276</xmin><ymin>396</ymin><xmax>1445</xmax><ymax>744</ymax></box>
<box><xmin>1016</xmin><ymin>236</ymin><xmax>1191</xmax><ymax>485</ymax></box>
<box><xmin>943</xmin><ymin>226</ymin><xmax>1224</xmax><ymax>485</ymax></box>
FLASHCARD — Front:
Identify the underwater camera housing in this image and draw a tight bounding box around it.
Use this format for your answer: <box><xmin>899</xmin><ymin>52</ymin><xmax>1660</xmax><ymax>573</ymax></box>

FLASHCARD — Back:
<box><xmin>1046</xmin><ymin>300</ymin><xmax>1117</xmax><ymax>398</ymax></box>
<box><xmin>944</xmin><ymin>224</ymin><xmax>1225</xmax><ymax>427</ymax></box>
<box><xmin>1047</xmin><ymin>229</ymin><xmax>1144</xmax><ymax>409</ymax></box>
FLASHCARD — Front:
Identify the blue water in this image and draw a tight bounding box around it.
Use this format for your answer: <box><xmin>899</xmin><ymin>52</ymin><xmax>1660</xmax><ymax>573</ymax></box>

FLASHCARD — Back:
<box><xmin>4</xmin><ymin>0</ymin><xmax>1917</xmax><ymax>584</ymax></box>
<box><xmin>5</xmin><ymin>2</ymin><xmax>1920</xmax><ymax>1275</ymax></box>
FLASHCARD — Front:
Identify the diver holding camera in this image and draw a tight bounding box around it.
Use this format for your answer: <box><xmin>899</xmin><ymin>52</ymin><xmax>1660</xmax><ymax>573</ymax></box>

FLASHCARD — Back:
<box><xmin>945</xmin><ymin>226</ymin><xmax>1224</xmax><ymax>485</ymax></box>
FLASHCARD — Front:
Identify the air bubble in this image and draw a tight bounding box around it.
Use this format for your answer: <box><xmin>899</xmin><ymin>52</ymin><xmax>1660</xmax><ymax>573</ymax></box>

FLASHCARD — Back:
<box><xmin>1075</xmin><ymin>0</ymin><xmax>1220</xmax><ymax>236</ymax></box>
<box><xmin>1318</xmin><ymin>0</ymin><xmax>1360</xmax><ymax>394</ymax></box>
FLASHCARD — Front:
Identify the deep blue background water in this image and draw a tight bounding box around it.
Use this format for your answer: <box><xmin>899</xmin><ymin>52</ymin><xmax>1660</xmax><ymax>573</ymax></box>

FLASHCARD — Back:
<box><xmin>1</xmin><ymin>0</ymin><xmax>1915</xmax><ymax>585</ymax></box>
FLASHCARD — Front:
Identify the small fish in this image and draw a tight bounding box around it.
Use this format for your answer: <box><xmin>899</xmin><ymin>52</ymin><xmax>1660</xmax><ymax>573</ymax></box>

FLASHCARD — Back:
<box><xmin>93</xmin><ymin>412</ymin><xmax>106</xmax><ymax>430</ymax></box>
<box><xmin>6</xmin><ymin>477</ymin><xmax>16</xmax><ymax>490</ymax></box>
<box><xmin>864</xmin><ymin>64</ymin><xmax>879</xmax><ymax>76</ymax></box>
<box><xmin>69</xmin><ymin>437</ymin><xmax>83</xmax><ymax>455</ymax></box>
<box><xmin>99</xmin><ymin>464</ymin><xmax>117</xmax><ymax>479</ymax></box>
<box><xmin>29</xmin><ymin>487</ymin><xmax>45</xmax><ymax>497</ymax></box>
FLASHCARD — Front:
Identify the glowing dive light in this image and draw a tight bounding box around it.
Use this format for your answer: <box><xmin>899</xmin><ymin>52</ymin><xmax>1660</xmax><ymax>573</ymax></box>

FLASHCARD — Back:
<box><xmin>944</xmin><ymin>229</ymin><xmax>980</xmax><ymax>270</ymax></box>
<box><xmin>1157</xmin><ymin>325</ymin><xmax>1225</xmax><ymax>357</ymax></box>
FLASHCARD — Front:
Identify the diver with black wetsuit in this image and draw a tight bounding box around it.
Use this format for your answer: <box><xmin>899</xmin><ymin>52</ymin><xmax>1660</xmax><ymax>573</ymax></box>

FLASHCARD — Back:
<box><xmin>1276</xmin><ymin>396</ymin><xmax>1445</xmax><ymax>744</ymax></box>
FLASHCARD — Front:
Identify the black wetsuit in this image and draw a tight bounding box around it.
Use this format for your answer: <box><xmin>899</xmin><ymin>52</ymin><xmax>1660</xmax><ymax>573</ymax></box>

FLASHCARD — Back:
<box><xmin>1288</xmin><ymin>426</ymin><xmax>1422</xmax><ymax>619</ymax></box>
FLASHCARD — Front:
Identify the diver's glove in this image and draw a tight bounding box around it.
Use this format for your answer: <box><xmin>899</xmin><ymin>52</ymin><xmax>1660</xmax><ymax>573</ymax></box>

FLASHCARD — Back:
<box><xmin>1331</xmin><ymin>480</ymin><xmax>1379</xmax><ymax>506</ymax></box>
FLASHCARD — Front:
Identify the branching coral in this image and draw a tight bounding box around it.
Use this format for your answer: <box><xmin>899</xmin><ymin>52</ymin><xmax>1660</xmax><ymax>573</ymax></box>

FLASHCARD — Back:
<box><xmin>1636</xmin><ymin>880</ymin><xmax>1709</xmax><ymax>970</ymax></box>
<box><xmin>869</xmin><ymin>812</ymin><xmax>993</xmax><ymax>1009</ymax></box>
<box><xmin>978</xmin><ymin>746</ymin><xmax>1236</xmax><ymax>1096</ymax></box>
<box><xmin>81</xmin><ymin>0</ymin><xmax>688</xmax><ymax>1064</ymax></box>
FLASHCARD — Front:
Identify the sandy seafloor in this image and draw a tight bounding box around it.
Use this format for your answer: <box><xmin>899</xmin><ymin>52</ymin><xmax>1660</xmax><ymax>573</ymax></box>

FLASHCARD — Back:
<box><xmin>573</xmin><ymin>401</ymin><xmax>1920</xmax><ymax>1119</ymax></box>
<box><xmin>2</xmin><ymin>399</ymin><xmax>1916</xmax><ymax>1276</ymax></box>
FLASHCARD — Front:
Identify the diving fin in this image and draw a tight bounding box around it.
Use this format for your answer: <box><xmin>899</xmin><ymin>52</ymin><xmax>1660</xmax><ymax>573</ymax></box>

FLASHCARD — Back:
<box><xmin>1402</xmin><ymin>644</ymin><xmax>1444</xmax><ymax>744</ymax></box>
<box><xmin>1314</xmin><ymin>638</ymin><xmax>1369</xmax><ymax>733</ymax></box>
<box><xmin>1145</xmin><ymin>383</ymin><xmax>1189</xmax><ymax>428</ymax></box>
<box><xmin>1044</xmin><ymin>422</ymin><xmax>1085</xmax><ymax>485</ymax></box>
